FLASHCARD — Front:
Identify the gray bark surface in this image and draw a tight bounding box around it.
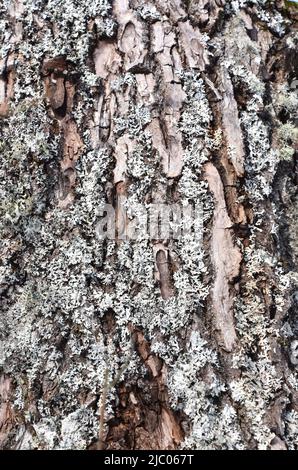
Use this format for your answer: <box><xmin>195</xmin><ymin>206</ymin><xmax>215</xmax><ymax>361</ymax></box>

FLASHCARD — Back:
<box><xmin>0</xmin><ymin>0</ymin><xmax>298</xmax><ymax>450</ymax></box>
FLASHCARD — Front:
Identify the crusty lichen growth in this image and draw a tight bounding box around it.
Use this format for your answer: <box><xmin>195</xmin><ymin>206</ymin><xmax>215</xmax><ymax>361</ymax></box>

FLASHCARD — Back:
<box><xmin>0</xmin><ymin>0</ymin><xmax>297</xmax><ymax>450</ymax></box>
<box><xmin>0</xmin><ymin>0</ymin><xmax>137</xmax><ymax>449</ymax></box>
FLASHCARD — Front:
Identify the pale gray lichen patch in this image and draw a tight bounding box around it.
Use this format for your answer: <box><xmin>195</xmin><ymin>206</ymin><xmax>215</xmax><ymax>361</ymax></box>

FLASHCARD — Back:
<box><xmin>0</xmin><ymin>0</ymin><xmax>297</xmax><ymax>451</ymax></box>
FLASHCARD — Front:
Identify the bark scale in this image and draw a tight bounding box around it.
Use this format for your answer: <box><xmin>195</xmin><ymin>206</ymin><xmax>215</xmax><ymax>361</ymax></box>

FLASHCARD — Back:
<box><xmin>0</xmin><ymin>0</ymin><xmax>297</xmax><ymax>450</ymax></box>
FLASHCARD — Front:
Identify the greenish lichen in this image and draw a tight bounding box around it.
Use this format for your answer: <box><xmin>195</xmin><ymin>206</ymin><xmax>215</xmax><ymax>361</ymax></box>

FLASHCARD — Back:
<box><xmin>0</xmin><ymin>0</ymin><xmax>297</xmax><ymax>451</ymax></box>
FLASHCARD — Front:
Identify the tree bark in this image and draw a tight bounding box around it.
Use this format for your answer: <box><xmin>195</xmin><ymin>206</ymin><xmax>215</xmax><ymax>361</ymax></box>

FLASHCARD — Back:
<box><xmin>0</xmin><ymin>0</ymin><xmax>298</xmax><ymax>450</ymax></box>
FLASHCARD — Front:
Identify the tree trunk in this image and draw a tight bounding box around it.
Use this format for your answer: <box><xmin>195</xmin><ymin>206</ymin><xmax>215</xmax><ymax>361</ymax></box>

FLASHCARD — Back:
<box><xmin>0</xmin><ymin>0</ymin><xmax>297</xmax><ymax>450</ymax></box>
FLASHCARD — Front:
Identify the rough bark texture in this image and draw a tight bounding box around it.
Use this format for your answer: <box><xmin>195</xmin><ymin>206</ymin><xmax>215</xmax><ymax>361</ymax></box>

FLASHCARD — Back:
<box><xmin>0</xmin><ymin>0</ymin><xmax>298</xmax><ymax>450</ymax></box>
